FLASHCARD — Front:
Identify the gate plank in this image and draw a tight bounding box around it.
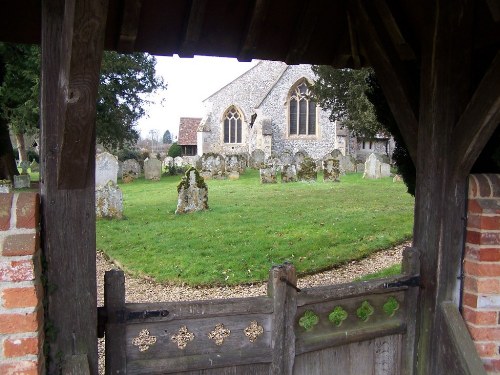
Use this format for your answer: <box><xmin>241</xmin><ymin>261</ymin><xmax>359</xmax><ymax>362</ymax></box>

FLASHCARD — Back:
<box><xmin>374</xmin><ymin>335</ymin><xmax>402</xmax><ymax>375</ymax></box>
<box><xmin>105</xmin><ymin>270</ymin><xmax>127</xmax><ymax>374</ymax></box>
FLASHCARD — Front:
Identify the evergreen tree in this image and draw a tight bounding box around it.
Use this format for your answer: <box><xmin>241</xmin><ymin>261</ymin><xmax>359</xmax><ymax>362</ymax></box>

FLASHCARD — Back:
<box><xmin>162</xmin><ymin>129</ymin><xmax>172</xmax><ymax>144</ymax></box>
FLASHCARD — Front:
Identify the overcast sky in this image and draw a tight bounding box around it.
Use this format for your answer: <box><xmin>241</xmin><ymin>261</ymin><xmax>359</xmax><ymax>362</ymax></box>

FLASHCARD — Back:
<box><xmin>137</xmin><ymin>55</ymin><xmax>257</xmax><ymax>141</ymax></box>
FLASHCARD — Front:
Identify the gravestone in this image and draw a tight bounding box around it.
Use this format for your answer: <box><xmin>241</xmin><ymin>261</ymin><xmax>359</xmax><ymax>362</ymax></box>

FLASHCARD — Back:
<box><xmin>259</xmin><ymin>167</ymin><xmax>277</xmax><ymax>184</ymax></box>
<box><xmin>249</xmin><ymin>149</ymin><xmax>266</xmax><ymax>169</ymax></box>
<box><xmin>294</xmin><ymin>150</ymin><xmax>308</xmax><ymax>166</ymax></box>
<box><xmin>0</xmin><ymin>180</ymin><xmax>13</xmax><ymax>193</ymax></box>
<box><xmin>14</xmin><ymin>175</ymin><xmax>31</xmax><ymax>189</ymax></box>
<box><xmin>175</xmin><ymin>167</ymin><xmax>209</xmax><ymax>214</ymax></box>
<box><xmin>144</xmin><ymin>156</ymin><xmax>162</xmax><ymax>181</ymax></box>
<box><xmin>95</xmin><ymin>181</ymin><xmax>123</xmax><ymax>219</ymax></box>
<box><xmin>228</xmin><ymin>172</ymin><xmax>240</xmax><ymax>180</ymax></box>
<box><xmin>96</xmin><ymin>152</ymin><xmax>119</xmax><ymax>186</ymax></box>
<box><xmin>225</xmin><ymin>155</ymin><xmax>244</xmax><ymax>174</ymax></box>
<box><xmin>338</xmin><ymin>155</ymin><xmax>356</xmax><ymax>174</ymax></box>
<box><xmin>363</xmin><ymin>153</ymin><xmax>381</xmax><ymax>179</ymax></box>
<box><xmin>122</xmin><ymin>159</ymin><xmax>141</xmax><ymax>179</ymax></box>
<box><xmin>201</xmin><ymin>153</ymin><xmax>225</xmax><ymax>179</ymax></box>
<box><xmin>380</xmin><ymin>163</ymin><xmax>391</xmax><ymax>178</ymax></box>
<box><xmin>174</xmin><ymin>156</ymin><xmax>184</xmax><ymax>168</ymax></box>
<box><xmin>330</xmin><ymin>149</ymin><xmax>343</xmax><ymax>158</ymax></box>
<box><xmin>297</xmin><ymin>157</ymin><xmax>317</xmax><ymax>182</ymax></box>
<box><xmin>19</xmin><ymin>161</ymin><xmax>30</xmax><ymax>174</ymax></box>
<box><xmin>323</xmin><ymin>158</ymin><xmax>341</xmax><ymax>182</ymax></box>
<box><xmin>356</xmin><ymin>163</ymin><xmax>365</xmax><ymax>173</ymax></box>
<box><xmin>163</xmin><ymin>156</ymin><xmax>174</xmax><ymax>170</ymax></box>
<box><xmin>281</xmin><ymin>150</ymin><xmax>294</xmax><ymax>166</ymax></box>
<box><xmin>393</xmin><ymin>174</ymin><xmax>403</xmax><ymax>182</ymax></box>
<box><xmin>29</xmin><ymin>160</ymin><xmax>40</xmax><ymax>173</ymax></box>
<box><xmin>281</xmin><ymin>164</ymin><xmax>297</xmax><ymax>183</ymax></box>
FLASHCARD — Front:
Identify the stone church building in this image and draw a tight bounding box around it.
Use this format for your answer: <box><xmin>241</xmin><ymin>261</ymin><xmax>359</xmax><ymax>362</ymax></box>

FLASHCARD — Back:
<box><xmin>196</xmin><ymin>60</ymin><xmax>347</xmax><ymax>160</ymax></box>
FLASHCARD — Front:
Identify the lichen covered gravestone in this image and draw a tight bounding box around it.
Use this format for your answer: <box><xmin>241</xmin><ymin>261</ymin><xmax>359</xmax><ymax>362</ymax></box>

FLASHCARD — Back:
<box><xmin>29</xmin><ymin>160</ymin><xmax>39</xmax><ymax>173</ymax></box>
<box><xmin>297</xmin><ymin>157</ymin><xmax>317</xmax><ymax>182</ymax></box>
<box><xmin>144</xmin><ymin>156</ymin><xmax>162</xmax><ymax>181</ymax></box>
<box><xmin>14</xmin><ymin>175</ymin><xmax>30</xmax><ymax>189</ymax></box>
<box><xmin>250</xmin><ymin>149</ymin><xmax>266</xmax><ymax>169</ymax></box>
<box><xmin>281</xmin><ymin>164</ymin><xmax>297</xmax><ymax>183</ymax></box>
<box><xmin>363</xmin><ymin>153</ymin><xmax>391</xmax><ymax>179</ymax></box>
<box><xmin>122</xmin><ymin>159</ymin><xmax>141</xmax><ymax>181</ymax></box>
<box><xmin>259</xmin><ymin>166</ymin><xmax>277</xmax><ymax>183</ymax></box>
<box><xmin>201</xmin><ymin>153</ymin><xmax>225</xmax><ymax>180</ymax></box>
<box><xmin>323</xmin><ymin>158</ymin><xmax>340</xmax><ymax>182</ymax></box>
<box><xmin>96</xmin><ymin>181</ymin><xmax>123</xmax><ymax>219</ymax></box>
<box><xmin>96</xmin><ymin>152</ymin><xmax>119</xmax><ymax>186</ymax></box>
<box><xmin>175</xmin><ymin>167</ymin><xmax>209</xmax><ymax>214</ymax></box>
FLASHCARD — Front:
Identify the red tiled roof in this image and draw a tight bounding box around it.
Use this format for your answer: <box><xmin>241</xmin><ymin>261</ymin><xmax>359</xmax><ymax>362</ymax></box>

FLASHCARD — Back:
<box><xmin>178</xmin><ymin>117</ymin><xmax>201</xmax><ymax>146</ymax></box>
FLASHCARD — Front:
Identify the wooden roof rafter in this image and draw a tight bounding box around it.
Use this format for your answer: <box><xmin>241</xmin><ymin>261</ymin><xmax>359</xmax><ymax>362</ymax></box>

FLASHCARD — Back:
<box><xmin>238</xmin><ymin>0</ymin><xmax>270</xmax><ymax>62</ymax></box>
<box><xmin>285</xmin><ymin>0</ymin><xmax>324</xmax><ymax>65</ymax></box>
<box><xmin>351</xmin><ymin>0</ymin><xmax>419</xmax><ymax>162</ymax></box>
<box><xmin>347</xmin><ymin>10</ymin><xmax>361</xmax><ymax>69</ymax></box>
<box><xmin>179</xmin><ymin>0</ymin><xmax>208</xmax><ymax>58</ymax></box>
<box><xmin>373</xmin><ymin>0</ymin><xmax>416</xmax><ymax>61</ymax></box>
<box><xmin>453</xmin><ymin>51</ymin><xmax>500</xmax><ymax>175</ymax></box>
<box><xmin>116</xmin><ymin>0</ymin><xmax>142</xmax><ymax>53</ymax></box>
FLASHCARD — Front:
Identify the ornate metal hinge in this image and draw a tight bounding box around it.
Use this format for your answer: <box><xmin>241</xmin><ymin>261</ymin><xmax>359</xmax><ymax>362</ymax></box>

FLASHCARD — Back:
<box><xmin>383</xmin><ymin>276</ymin><xmax>421</xmax><ymax>289</ymax></box>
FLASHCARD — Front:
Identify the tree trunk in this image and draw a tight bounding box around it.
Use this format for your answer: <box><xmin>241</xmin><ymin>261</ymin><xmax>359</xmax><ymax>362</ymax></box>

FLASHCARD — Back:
<box><xmin>15</xmin><ymin>132</ymin><xmax>28</xmax><ymax>162</ymax></box>
<box><xmin>0</xmin><ymin>119</ymin><xmax>19</xmax><ymax>181</ymax></box>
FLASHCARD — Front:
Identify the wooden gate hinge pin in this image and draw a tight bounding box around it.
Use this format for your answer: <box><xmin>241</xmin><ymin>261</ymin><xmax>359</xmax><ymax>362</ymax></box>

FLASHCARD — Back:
<box><xmin>280</xmin><ymin>276</ymin><xmax>301</xmax><ymax>292</ymax></box>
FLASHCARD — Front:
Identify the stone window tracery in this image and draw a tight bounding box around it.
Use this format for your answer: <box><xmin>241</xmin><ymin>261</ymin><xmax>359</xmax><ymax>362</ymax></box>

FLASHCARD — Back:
<box><xmin>223</xmin><ymin>106</ymin><xmax>243</xmax><ymax>144</ymax></box>
<box><xmin>288</xmin><ymin>80</ymin><xmax>317</xmax><ymax>136</ymax></box>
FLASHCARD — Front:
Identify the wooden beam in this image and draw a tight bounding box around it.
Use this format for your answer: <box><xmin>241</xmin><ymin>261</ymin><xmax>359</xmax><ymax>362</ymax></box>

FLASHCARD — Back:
<box><xmin>57</xmin><ymin>0</ymin><xmax>108</xmax><ymax>189</ymax></box>
<box><xmin>453</xmin><ymin>51</ymin><xmax>500</xmax><ymax>175</ymax></box>
<box><xmin>41</xmin><ymin>0</ymin><xmax>107</xmax><ymax>372</ymax></box>
<box><xmin>238</xmin><ymin>0</ymin><xmax>270</xmax><ymax>62</ymax></box>
<box><xmin>374</xmin><ymin>0</ymin><xmax>415</xmax><ymax>61</ymax></box>
<box><xmin>440</xmin><ymin>302</ymin><xmax>487</xmax><ymax>375</ymax></box>
<box><xmin>179</xmin><ymin>0</ymin><xmax>207</xmax><ymax>58</ymax></box>
<box><xmin>486</xmin><ymin>0</ymin><xmax>500</xmax><ymax>22</ymax></box>
<box><xmin>351</xmin><ymin>0</ymin><xmax>419</xmax><ymax>163</ymax></box>
<box><xmin>285</xmin><ymin>1</ymin><xmax>323</xmax><ymax>65</ymax></box>
<box><xmin>117</xmin><ymin>0</ymin><xmax>142</xmax><ymax>53</ymax></box>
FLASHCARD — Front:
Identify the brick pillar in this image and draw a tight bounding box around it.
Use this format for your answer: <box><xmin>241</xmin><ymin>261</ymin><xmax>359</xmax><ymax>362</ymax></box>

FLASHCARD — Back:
<box><xmin>462</xmin><ymin>174</ymin><xmax>500</xmax><ymax>374</ymax></box>
<box><xmin>0</xmin><ymin>193</ymin><xmax>44</xmax><ymax>374</ymax></box>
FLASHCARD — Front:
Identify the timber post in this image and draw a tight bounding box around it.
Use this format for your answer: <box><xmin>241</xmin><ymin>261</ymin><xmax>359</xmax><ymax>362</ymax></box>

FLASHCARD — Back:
<box><xmin>40</xmin><ymin>0</ymin><xmax>108</xmax><ymax>372</ymax></box>
<box><xmin>268</xmin><ymin>262</ymin><xmax>297</xmax><ymax>375</ymax></box>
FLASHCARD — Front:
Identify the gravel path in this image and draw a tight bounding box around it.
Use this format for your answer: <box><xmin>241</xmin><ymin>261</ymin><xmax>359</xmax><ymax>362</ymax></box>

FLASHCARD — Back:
<box><xmin>96</xmin><ymin>241</ymin><xmax>410</xmax><ymax>374</ymax></box>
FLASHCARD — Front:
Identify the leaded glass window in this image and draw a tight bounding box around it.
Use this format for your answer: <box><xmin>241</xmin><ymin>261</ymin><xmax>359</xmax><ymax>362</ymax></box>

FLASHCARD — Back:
<box><xmin>223</xmin><ymin>107</ymin><xmax>243</xmax><ymax>143</ymax></box>
<box><xmin>288</xmin><ymin>81</ymin><xmax>317</xmax><ymax>136</ymax></box>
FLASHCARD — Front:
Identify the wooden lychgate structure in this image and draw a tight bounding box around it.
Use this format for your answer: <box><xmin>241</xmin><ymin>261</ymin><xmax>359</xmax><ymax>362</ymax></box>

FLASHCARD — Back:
<box><xmin>0</xmin><ymin>0</ymin><xmax>498</xmax><ymax>373</ymax></box>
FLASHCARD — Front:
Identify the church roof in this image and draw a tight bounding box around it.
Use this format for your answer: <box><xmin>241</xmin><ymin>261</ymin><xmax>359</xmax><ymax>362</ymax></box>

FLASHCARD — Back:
<box><xmin>178</xmin><ymin>117</ymin><xmax>201</xmax><ymax>146</ymax></box>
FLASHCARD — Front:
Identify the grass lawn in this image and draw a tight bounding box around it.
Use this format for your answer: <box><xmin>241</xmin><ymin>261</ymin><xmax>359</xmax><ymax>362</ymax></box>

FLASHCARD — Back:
<box><xmin>97</xmin><ymin>169</ymin><xmax>414</xmax><ymax>286</ymax></box>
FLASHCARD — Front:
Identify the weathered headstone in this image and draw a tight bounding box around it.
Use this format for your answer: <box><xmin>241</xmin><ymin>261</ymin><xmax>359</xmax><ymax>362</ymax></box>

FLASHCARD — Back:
<box><xmin>356</xmin><ymin>163</ymin><xmax>365</xmax><ymax>173</ymax></box>
<box><xmin>393</xmin><ymin>174</ymin><xmax>403</xmax><ymax>182</ymax></box>
<box><xmin>323</xmin><ymin>158</ymin><xmax>340</xmax><ymax>182</ymax></box>
<box><xmin>29</xmin><ymin>160</ymin><xmax>40</xmax><ymax>173</ymax></box>
<box><xmin>201</xmin><ymin>153</ymin><xmax>225</xmax><ymax>179</ymax></box>
<box><xmin>163</xmin><ymin>156</ymin><xmax>174</xmax><ymax>170</ymax></box>
<box><xmin>330</xmin><ymin>149</ymin><xmax>343</xmax><ymax>158</ymax></box>
<box><xmin>174</xmin><ymin>156</ymin><xmax>184</xmax><ymax>169</ymax></box>
<box><xmin>363</xmin><ymin>153</ymin><xmax>381</xmax><ymax>179</ymax></box>
<box><xmin>0</xmin><ymin>180</ymin><xmax>13</xmax><ymax>193</ymax></box>
<box><xmin>380</xmin><ymin>163</ymin><xmax>391</xmax><ymax>178</ymax></box>
<box><xmin>281</xmin><ymin>164</ymin><xmax>297</xmax><ymax>183</ymax></box>
<box><xmin>144</xmin><ymin>156</ymin><xmax>162</xmax><ymax>181</ymax></box>
<box><xmin>225</xmin><ymin>154</ymin><xmax>244</xmax><ymax>174</ymax></box>
<box><xmin>259</xmin><ymin>167</ymin><xmax>277</xmax><ymax>184</ymax></box>
<box><xmin>96</xmin><ymin>181</ymin><xmax>123</xmax><ymax>219</ymax></box>
<box><xmin>228</xmin><ymin>171</ymin><xmax>240</xmax><ymax>180</ymax></box>
<box><xmin>294</xmin><ymin>151</ymin><xmax>308</xmax><ymax>166</ymax></box>
<box><xmin>14</xmin><ymin>174</ymin><xmax>31</xmax><ymax>189</ymax></box>
<box><xmin>117</xmin><ymin>161</ymin><xmax>123</xmax><ymax>179</ymax></box>
<box><xmin>96</xmin><ymin>152</ymin><xmax>119</xmax><ymax>186</ymax></box>
<box><xmin>122</xmin><ymin>159</ymin><xmax>141</xmax><ymax>180</ymax></box>
<box><xmin>280</xmin><ymin>150</ymin><xmax>293</xmax><ymax>166</ymax></box>
<box><xmin>175</xmin><ymin>167</ymin><xmax>209</xmax><ymax>214</ymax></box>
<box><xmin>297</xmin><ymin>157</ymin><xmax>317</xmax><ymax>182</ymax></box>
<box><xmin>19</xmin><ymin>161</ymin><xmax>30</xmax><ymax>174</ymax></box>
<box><xmin>338</xmin><ymin>155</ymin><xmax>356</xmax><ymax>174</ymax></box>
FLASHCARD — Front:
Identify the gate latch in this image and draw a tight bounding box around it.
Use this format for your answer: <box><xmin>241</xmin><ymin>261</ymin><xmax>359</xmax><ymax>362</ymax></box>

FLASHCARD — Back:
<box><xmin>97</xmin><ymin>307</ymin><xmax>169</xmax><ymax>338</ymax></box>
<box><xmin>383</xmin><ymin>276</ymin><xmax>421</xmax><ymax>289</ymax></box>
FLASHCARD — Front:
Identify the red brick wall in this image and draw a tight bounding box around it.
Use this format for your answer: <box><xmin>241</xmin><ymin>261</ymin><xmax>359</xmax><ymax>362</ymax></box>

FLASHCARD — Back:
<box><xmin>0</xmin><ymin>193</ymin><xmax>44</xmax><ymax>374</ymax></box>
<box><xmin>463</xmin><ymin>174</ymin><xmax>500</xmax><ymax>374</ymax></box>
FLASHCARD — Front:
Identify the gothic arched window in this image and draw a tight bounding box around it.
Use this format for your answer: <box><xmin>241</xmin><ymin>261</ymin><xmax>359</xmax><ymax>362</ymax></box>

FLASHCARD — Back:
<box><xmin>223</xmin><ymin>106</ymin><xmax>243</xmax><ymax>143</ymax></box>
<box><xmin>288</xmin><ymin>80</ymin><xmax>317</xmax><ymax>136</ymax></box>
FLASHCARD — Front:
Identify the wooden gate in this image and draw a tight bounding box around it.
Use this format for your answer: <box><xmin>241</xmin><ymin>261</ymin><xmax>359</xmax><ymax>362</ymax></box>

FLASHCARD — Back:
<box><xmin>99</xmin><ymin>248</ymin><xmax>420</xmax><ymax>374</ymax></box>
